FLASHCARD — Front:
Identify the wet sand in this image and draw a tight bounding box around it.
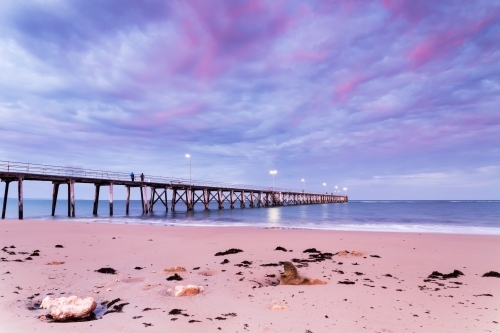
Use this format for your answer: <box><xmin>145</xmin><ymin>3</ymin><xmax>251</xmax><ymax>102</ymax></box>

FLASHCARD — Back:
<box><xmin>1</xmin><ymin>220</ymin><xmax>499</xmax><ymax>332</ymax></box>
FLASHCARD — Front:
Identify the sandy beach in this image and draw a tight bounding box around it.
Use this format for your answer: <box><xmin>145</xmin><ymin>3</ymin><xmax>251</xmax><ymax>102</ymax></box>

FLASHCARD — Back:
<box><xmin>0</xmin><ymin>220</ymin><xmax>499</xmax><ymax>332</ymax></box>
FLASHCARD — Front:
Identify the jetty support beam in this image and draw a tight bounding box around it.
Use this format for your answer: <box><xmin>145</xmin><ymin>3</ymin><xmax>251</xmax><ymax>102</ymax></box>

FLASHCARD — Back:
<box><xmin>1</xmin><ymin>180</ymin><xmax>10</xmax><ymax>219</ymax></box>
<box><xmin>51</xmin><ymin>183</ymin><xmax>60</xmax><ymax>216</ymax></box>
<box><xmin>93</xmin><ymin>184</ymin><xmax>100</xmax><ymax>215</ymax></box>
<box><xmin>18</xmin><ymin>177</ymin><xmax>23</xmax><ymax>220</ymax></box>
<box><xmin>109</xmin><ymin>183</ymin><xmax>113</xmax><ymax>216</ymax></box>
<box><xmin>125</xmin><ymin>186</ymin><xmax>130</xmax><ymax>215</ymax></box>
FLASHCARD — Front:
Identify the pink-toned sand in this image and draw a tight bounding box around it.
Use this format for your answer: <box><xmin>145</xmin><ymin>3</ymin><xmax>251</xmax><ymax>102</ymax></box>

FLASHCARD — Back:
<box><xmin>0</xmin><ymin>220</ymin><xmax>499</xmax><ymax>332</ymax></box>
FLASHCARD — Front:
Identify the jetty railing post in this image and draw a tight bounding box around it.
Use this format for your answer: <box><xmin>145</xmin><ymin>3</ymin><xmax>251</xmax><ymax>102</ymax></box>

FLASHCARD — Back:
<box><xmin>51</xmin><ymin>183</ymin><xmax>60</xmax><ymax>216</ymax></box>
<box><xmin>125</xmin><ymin>186</ymin><xmax>130</xmax><ymax>215</ymax></box>
<box><xmin>18</xmin><ymin>177</ymin><xmax>23</xmax><ymax>220</ymax></box>
<box><xmin>93</xmin><ymin>185</ymin><xmax>100</xmax><ymax>215</ymax></box>
<box><xmin>2</xmin><ymin>181</ymin><xmax>10</xmax><ymax>219</ymax></box>
<box><xmin>109</xmin><ymin>183</ymin><xmax>113</xmax><ymax>216</ymax></box>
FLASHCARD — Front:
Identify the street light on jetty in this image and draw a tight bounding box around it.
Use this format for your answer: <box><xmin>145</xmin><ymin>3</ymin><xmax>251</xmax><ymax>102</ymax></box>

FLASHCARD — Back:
<box><xmin>323</xmin><ymin>182</ymin><xmax>327</xmax><ymax>194</ymax></box>
<box><xmin>335</xmin><ymin>185</ymin><xmax>338</xmax><ymax>194</ymax></box>
<box><xmin>301</xmin><ymin>179</ymin><xmax>305</xmax><ymax>192</ymax></box>
<box><xmin>343</xmin><ymin>187</ymin><xmax>347</xmax><ymax>195</ymax></box>
<box><xmin>270</xmin><ymin>170</ymin><xmax>277</xmax><ymax>191</ymax></box>
<box><xmin>186</xmin><ymin>154</ymin><xmax>191</xmax><ymax>186</ymax></box>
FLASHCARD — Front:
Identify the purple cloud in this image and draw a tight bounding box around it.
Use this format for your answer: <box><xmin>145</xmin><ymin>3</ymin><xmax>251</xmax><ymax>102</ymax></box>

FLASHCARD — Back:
<box><xmin>0</xmin><ymin>0</ymin><xmax>499</xmax><ymax>199</ymax></box>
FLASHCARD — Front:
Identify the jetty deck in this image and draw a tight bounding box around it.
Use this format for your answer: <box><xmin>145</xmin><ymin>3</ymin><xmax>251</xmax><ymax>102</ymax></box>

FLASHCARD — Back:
<box><xmin>0</xmin><ymin>161</ymin><xmax>348</xmax><ymax>219</ymax></box>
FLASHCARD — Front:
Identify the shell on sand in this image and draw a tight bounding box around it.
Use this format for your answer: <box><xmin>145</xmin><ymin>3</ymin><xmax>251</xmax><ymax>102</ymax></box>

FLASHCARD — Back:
<box><xmin>337</xmin><ymin>250</ymin><xmax>364</xmax><ymax>257</ymax></box>
<box><xmin>271</xmin><ymin>304</ymin><xmax>288</xmax><ymax>310</ymax></box>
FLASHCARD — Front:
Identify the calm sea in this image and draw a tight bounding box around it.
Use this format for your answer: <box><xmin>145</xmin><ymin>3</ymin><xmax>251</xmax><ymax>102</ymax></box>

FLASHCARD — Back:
<box><xmin>1</xmin><ymin>199</ymin><xmax>499</xmax><ymax>235</ymax></box>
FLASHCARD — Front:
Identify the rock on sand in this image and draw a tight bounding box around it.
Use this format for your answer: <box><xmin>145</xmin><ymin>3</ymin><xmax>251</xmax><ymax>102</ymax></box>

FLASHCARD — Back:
<box><xmin>40</xmin><ymin>295</ymin><xmax>97</xmax><ymax>321</ymax></box>
<box><xmin>174</xmin><ymin>285</ymin><xmax>204</xmax><ymax>297</ymax></box>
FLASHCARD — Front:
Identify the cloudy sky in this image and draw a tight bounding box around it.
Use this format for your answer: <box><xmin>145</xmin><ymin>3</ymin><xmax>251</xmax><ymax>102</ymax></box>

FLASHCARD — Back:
<box><xmin>0</xmin><ymin>0</ymin><xmax>499</xmax><ymax>200</ymax></box>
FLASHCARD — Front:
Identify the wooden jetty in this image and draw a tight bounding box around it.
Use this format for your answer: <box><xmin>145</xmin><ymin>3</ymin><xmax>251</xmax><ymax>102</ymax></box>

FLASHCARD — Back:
<box><xmin>0</xmin><ymin>161</ymin><xmax>348</xmax><ymax>219</ymax></box>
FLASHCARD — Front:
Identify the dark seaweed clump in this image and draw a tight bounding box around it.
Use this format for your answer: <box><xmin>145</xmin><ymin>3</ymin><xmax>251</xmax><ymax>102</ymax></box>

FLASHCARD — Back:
<box><xmin>55</xmin><ymin>245</ymin><xmax>64</xmax><ymax>248</ymax></box>
<box><xmin>166</xmin><ymin>273</ymin><xmax>183</xmax><ymax>281</ymax></box>
<box><xmin>220</xmin><ymin>259</ymin><xmax>230</xmax><ymax>265</ymax></box>
<box><xmin>234</xmin><ymin>260</ymin><xmax>252</xmax><ymax>268</ymax></box>
<box><xmin>275</xmin><ymin>246</ymin><xmax>287</xmax><ymax>252</ymax></box>
<box><xmin>338</xmin><ymin>280</ymin><xmax>355</xmax><ymax>285</ymax></box>
<box><xmin>428</xmin><ymin>270</ymin><xmax>464</xmax><ymax>280</ymax></box>
<box><xmin>482</xmin><ymin>271</ymin><xmax>500</xmax><ymax>278</ymax></box>
<box><xmin>95</xmin><ymin>267</ymin><xmax>117</xmax><ymax>274</ymax></box>
<box><xmin>303</xmin><ymin>248</ymin><xmax>320</xmax><ymax>253</ymax></box>
<box><xmin>260</xmin><ymin>263</ymin><xmax>280</xmax><ymax>267</ymax></box>
<box><xmin>215</xmin><ymin>248</ymin><xmax>243</xmax><ymax>256</ymax></box>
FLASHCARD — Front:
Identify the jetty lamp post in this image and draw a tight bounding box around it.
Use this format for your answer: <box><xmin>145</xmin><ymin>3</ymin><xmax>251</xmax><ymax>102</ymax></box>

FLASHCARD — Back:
<box><xmin>343</xmin><ymin>187</ymin><xmax>347</xmax><ymax>195</ymax></box>
<box><xmin>270</xmin><ymin>170</ymin><xmax>277</xmax><ymax>191</ymax></box>
<box><xmin>323</xmin><ymin>183</ymin><xmax>327</xmax><ymax>194</ymax></box>
<box><xmin>301</xmin><ymin>179</ymin><xmax>305</xmax><ymax>192</ymax></box>
<box><xmin>335</xmin><ymin>185</ymin><xmax>338</xmax><ymax>194</ymax></box>
<box><xmin>186</xmin><ymin>154</ymin><xmax>191</xmax><ymax>186</ymax></box>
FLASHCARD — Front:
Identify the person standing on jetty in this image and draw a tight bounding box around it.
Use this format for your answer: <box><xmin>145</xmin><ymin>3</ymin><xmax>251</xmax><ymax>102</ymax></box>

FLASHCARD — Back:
<box><xmin>130</xmin><ymin>172</ymin><xmax>135</xmax><ymax>181</ymax></box>
<box><xmin>140</xmin><ymin>173</ymin><xmax>144</xmax><ymax>182</ymax></box>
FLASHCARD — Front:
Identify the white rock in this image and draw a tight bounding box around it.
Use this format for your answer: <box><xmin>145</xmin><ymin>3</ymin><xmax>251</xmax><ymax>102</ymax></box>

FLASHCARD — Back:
<box><xmin>174</xmin><ymin>285</ymin><xmax>204</xmax><ymax>297</ymax></box>
<box><xmin>40</xmin><ymin>295</ymin><xmax>97</xmax><ymax>321</ymax></box>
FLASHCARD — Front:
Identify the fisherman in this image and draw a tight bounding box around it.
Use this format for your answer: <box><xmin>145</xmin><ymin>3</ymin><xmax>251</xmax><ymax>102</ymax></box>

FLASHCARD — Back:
<box><xmin>130</xmin><ymin>172</ymin><xmax>135</xmax><ymax>181</ymax></box>
<box><xmin>140</xmin><ymin>173</ymin><xmax>145</xmax><ymax>182</ymax></box>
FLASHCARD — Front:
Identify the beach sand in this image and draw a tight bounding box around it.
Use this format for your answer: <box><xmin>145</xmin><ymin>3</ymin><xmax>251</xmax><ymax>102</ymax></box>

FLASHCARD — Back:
<box><xmin>0</xmin><ymin>220</ymin><xmax>499</xmax><ymax>332</ymax></box>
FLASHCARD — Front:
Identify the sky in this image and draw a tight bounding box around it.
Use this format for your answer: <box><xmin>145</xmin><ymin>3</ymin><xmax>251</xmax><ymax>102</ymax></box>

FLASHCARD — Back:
<box><xmin>0</xmin><ymin>0</ymin><xmax>499</xmax><ymax>200</ymax></box>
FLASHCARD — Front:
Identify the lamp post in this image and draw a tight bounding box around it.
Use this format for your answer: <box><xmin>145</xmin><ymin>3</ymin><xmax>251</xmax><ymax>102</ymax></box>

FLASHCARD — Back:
<box><xmin>335</xmin><ymin>185</ymin><xmax>338</xmax><ymax>194</ymax></box>
<box><xmin>343</xmin><ymin>187</ymin><xmax>347</xmax><ymax>195</ymax></box>
<box><xmin>186</xmin><ymin>154</ymin><xmax>191</xmax><ymax>186</ymax></box>
<box><xmin>270</xmin><ymin>170</ymin><xmax>277</xmax><ymax>191</ymax></box>
<box><xmin>323</xmin><ymin>183</ymin><xmax>327</xmax><ymax>194</ymax></box>
<box><xmin>301</xmin><ymin>179</ymin><xmax>305</xmax><ymax>192</ymax></box>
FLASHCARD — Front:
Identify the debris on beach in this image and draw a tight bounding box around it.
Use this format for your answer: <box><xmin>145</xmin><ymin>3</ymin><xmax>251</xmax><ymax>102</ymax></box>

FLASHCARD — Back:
<box><xmin>235</xmin><ymin>260</ymin><xmax>252</xmax><ymax>267</ymax></box>
<box><xmin>95</xmin><ymin>267</ymin><xmax>117</xmax><ymax>274</ymax></box>
<box><xmin>220</xmin><ymin>259</ymin><xmax>230</xmax><ymax>264</ymax></box>
<box><xmin>427</xmin><ymin>270</ymin><xmax>464</xmax><ymax>280</ymax></box>
<box><xmin>166</xmin><ymin>273</ymin><xmax>183</xmax><ymax>281</ymax></box>
<box><xmin>215</xmin><ymin>248</ymin><xmax>243</xmax><ymax>256</ymax></box>
<box><xmin>338</xmin><ymin>280</ymin><xmax>355</xmax><ymax>285</ymax></box>
<box><xmin>275</xmin><ymin>246</ymin><xmax>287</xmax><ymax>252</ymax></box>
<box><xmin>370</xmin><ymin>255</ymin><xmax>381</xmax><ymax>258</ymax></box>
<box><xmin>174</xmin><ymin>285</ymin><xmax>204</xmax><ymax>297</ymax></box>
<box><xmin>168</xmin><ymin>308</ymin><xmax>188</xmax><ymax>316</ymax></box>
<box><xmin>47</xmin><ymin>261</ymin><xmax>65</xmax><ymax>265</ymax></box>
<box><xmin>40</xmin><ymin>295</ymin><xmax>97</xmax><ymax>321</ymax></box>
<box><xmin>473</xmin><ymin>294</ymin><xmax>493</xmax><ymax>297</ymax></box>
<box><xmin>261</xmin><ymin>263</ymin><xmax>280</xmax><ymax>267</ymax></box>
<box><xmin>104</xmin><ymin>302</ymin><xmax>129</xmax><ymax>315</ymax></box>
<box><xmin>303</xmin><ymin>248</ymin><xmax>320</xmax><ymax>253</ymax></box>
<box><xmin>164</xmin><ymin>266</ymin><xmax>186</xmax><ymax>273</ymax></box>
<box><xmin>280</xmin><ymin>261</ymin><xmax>326</xmax><ymax>285</ymax></box>
<box><xmin>482</xmin><ymin>271</ymin><xmax>500</xmax><ymax>278</ymax></box>
<box><xmin>55</xmin><ymin>245</ymin><xmax>64</xmax><ymax>248</ymax></box>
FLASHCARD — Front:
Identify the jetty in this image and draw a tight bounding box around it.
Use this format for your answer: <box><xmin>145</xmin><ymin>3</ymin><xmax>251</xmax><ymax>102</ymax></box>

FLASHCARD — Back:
<box><xmin>0</xmin><ymin>160</ymin><xmax>348</xmax><ymax>219</ymax></box>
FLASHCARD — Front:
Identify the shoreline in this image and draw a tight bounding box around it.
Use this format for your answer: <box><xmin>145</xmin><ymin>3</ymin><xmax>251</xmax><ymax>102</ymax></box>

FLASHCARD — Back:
<box><xmin>1</xmin><ymin>220</ymin><xmax>499</xmax><ymax>332</ymax></box>
<box><xmin>2</xmin><ymin>216</ymin><xmax>500</xmax><ymax>236</ymax></box>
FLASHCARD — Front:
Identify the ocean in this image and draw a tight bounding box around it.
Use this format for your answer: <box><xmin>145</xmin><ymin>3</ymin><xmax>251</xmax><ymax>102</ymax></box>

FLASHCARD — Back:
<box><xmin>1</xmin><ymin>199</ymin><xmax>499</xmax><ymax>235</ymax></box>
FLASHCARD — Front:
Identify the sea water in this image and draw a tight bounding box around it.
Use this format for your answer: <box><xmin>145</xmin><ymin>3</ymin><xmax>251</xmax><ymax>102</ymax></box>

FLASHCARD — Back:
<box><xmin>1</xmin><ymin>199</ymin><xmax>499</xmax><ymax>235</ymax></box>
